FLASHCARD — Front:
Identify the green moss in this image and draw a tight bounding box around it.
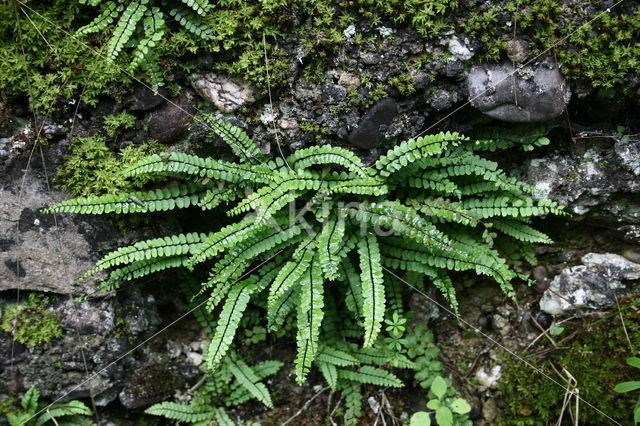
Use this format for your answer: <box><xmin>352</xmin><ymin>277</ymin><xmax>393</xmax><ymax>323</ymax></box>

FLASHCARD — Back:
<box><xmin>0</xmin><ymin>1</ymin><xmax>127</xmax><ymax>112</ymax></box>
<box><xmin>0</xmin><ymin>293</ymin><xmax>63</xmax><ymax>346</ymax></box>
<box><xmin>388</xmin><ymin>73</ymin><xmax>416</xmax><ymax>96</ymax></box>
<box><xmin>103</xmin><ymin>112</ymin><xmax>137</xmax><ymax>137</ymax></box>
<box><xmin>55</xmin><ymin>135</ymin><xmax>161</xmax><ymax>197</ymax></box>
<box><xmin>496</xmin><ymin>296</ymin><xmax>640</xmax><ymax>425</ymax></box>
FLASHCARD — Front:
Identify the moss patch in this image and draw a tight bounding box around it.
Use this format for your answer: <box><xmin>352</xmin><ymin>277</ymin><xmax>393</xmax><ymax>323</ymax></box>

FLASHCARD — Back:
<box><xmin>496</xmin><ymin>295</ymin><xmax>640</xmax><ymax>425</ymax></box>
<box><xmin>55</xmin><ymin>135</ymin><xmax>161</xmax><ymax>197</ymax></box>
<box><xmin>0</xmin><ymin>293</ymin><xmax>63</xmax><ymax>346</ymax></box>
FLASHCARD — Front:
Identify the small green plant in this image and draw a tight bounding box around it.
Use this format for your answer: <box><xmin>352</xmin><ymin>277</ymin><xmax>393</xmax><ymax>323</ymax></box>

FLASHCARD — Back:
<box><xmin>615</xmin><ymin>357</ymin><xmax>640</xmax><ymax>423</ymax></box>
<box><xmin>1</xmin><ymin>294</ymin><xmax>63</xmax><ymax>346</ymax></box>
<box><xmin>4</xmin><ymin>385</ymin><xmax>93</xmax><ymax>426</ymax></box>
<box><xmin>55</xmin><ymin>135</ymin><xmax>161</xmax><ymax>197</ymax></box>
<box><xmin>409</xmin><ymin>376</ymin><xmax>472</xmax><ymax>426</ymax></box>
<box><xmin>46</xmin><ymin>118</ymin><xmax>561</xmax><ymax>423</ymax></box>
<box><xmin>103</xmin><ymin>112</ymin><xmax>136</xmax><ymax>137</ymax></box>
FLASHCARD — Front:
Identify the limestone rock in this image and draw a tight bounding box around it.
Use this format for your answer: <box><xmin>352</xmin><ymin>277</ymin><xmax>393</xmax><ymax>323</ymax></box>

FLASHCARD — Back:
<box><xmin>467</xmin><ymin>59</ymin><xmax>570</xmax><ymax>123</ymax></box>
<box><xmin>540</xmin><ymin>253</ymin><xmax>640</xmax><ymax>316</ymax></box>
<box><xmin>348</xmin><ymin>98</ymin><xmax>397</xmax><ymax>149</ymax></box>
<box><xmin>0</xmin><ymin>149</ymin><xmax>118</xmax><ymax>296</ymax></box>
<box><xmin>189</xmin><ymin>73</ymin><xmax>258</xmax><ymax>113</ymax></box>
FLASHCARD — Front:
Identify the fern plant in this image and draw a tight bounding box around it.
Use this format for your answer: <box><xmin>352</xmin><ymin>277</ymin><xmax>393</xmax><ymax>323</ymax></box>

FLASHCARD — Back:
<box><xmin>5</xmin><ymin>385</ymin><xmax>94</xmax><ymax>426</ymax></box>
<box><xmin>45</xmin><ymin>117</ymin><xmax>562</xmax><ymax>389</ymax></box>
<box><xmin>76</xmin><ymin>0</ymin><xmax>214</xmax><ymax>84</ymax></box>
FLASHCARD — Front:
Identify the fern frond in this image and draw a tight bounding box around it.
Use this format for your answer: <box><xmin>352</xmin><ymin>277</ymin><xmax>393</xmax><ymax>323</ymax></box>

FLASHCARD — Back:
<box><xmin>197</xmin><ymin>185</ymin><xmax>244</xmax><ymax>210</ymax></box>
<box><xmin>205</xmin><ymin>280</ymin><xmax>258</xmax><ymax>368</ymax></box>
<box><xmin>492</xmin><ymin>218</ymin><xmax>553</xmax><ymax>243</ymax></box>
<box><xmin>43</xmin><ymin>183</ymin><xmax>208</xmax><ymax>215</ymax></box>
<box><xmin>287</xmin><ymin>145</ymin><xmax>369</xmax><ymax>177</ymax></box>
<box><xmin>145</xmin><ymin>402</ymin><xmax>215</xmax><ymax>423</ymax></box>
<box><xmin>34</xmin><ymin>401</ymin><xmax>92</xmax><ymax>426</ymax></box>
<box><xmin>188</xmin><ymin>218</ymin><xmax>263</xmax><ymax>267</ymax></box>
<box><xmin>169</xmin><ymin>5</ymin><xmax>214</xmax><ymax>39</ymax></box>
<box><xmin>179</xmin><ymin>0</ymin><xmax>211</xmax><ymax>15</ymax></box>
<box><xmin>107</xmin><ymin>0</ymin><xmax>148</xmax><ymax>61</ymax></box>
<box><xmin>129</xmin><ymin>7</ymin><xmax>165</xmax><ymax>70</ymax></box>
<box><xmin>326</xmin><ymin>177</ymin><xmax>388</xmax><ymax>196</ymax></box>
<box><xmin>357</xmin><ymin>234</ymin><xmax>385</xmax><ymax>348</ymax></box>
<box><xmin>267</xmin><ymin>285</ymin><xmax>298</xmax><ymax>331</ymax></box>
<box><xmin>316</xmin><ymin>346</ymin><xmax>359</xmax><ymax>366</ymax></box>
<box><xmin>226</xmin><ymin>357</ymin><xmax>274</xmax><ymax>408</ymax></box>
<box><xmin>225</xmin><ymin>359</ymin><xmax>284</xmax><ymax>405</ymax></box>
<box><xmin>101</xmin><ymin>256</ymin><xmax>188</xmax><ymax>291</ymax></box>
<box><xmin>417</xmin><ymin>198</ymin><xmax>478</xmax><ymax>226</ymax></box>
<box><xmin>342</xmin><ymin>382</ymin><xmax>362</xmax><ymax>426</ymax></box>
<box><xmin>267</xmin><ymin>249</ymin><xmax>313</xmax><ymax>314</ymax></box>
<box><xmin>344</xmin><ymin>201</ymin><xmax>455</xmax><ymax>253</ymax></box>
<box><xmin>338</xmin><ymin>366</ymin><xmax>403</xmax><ymax>388</ymax></box>
<box><xmin>340</xmin><ymin>257</ymin><xmax>364</xmax><ymax>321</ymax></box>
<box><xmin>77</xmin><ymin>2</ymin><xmax>122</xmax><ymax>36</ymax></box>
<box><xmin>317</xmin><ymin>216</ymin><xmax>346</xmax><ymax>280</ymax></box>
<box><xmin>213</xmin><ymin>408</ymin><xmax>235</xmax><ymax>426</ymax></box>
<box><xmin>374</xmin><ymin>132</ymin><xmax>466</xmax><ymax>178</ymax></box>
<box><xmin>295</xmin><ymin>256</ymin><xmax>324</xmax><ymax>384</ymax></box>
<box><xmin>87</xmin><ymin>232</ymin><xmax>208</xmax><ymax>278</ymax></box>
<box><xmin>317</xmin><ymin>361</ymin><xmax>338</xmax><ymax>389</ymax></box>
<box><xmin>205</xmin><ymin>115</ymin><xmax>265</xmax><ymax>164</ymax></box>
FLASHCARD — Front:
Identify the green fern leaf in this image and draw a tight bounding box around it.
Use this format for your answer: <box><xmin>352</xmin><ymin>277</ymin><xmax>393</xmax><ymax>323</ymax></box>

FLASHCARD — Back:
<box><xmin>129</xmin><ymin>7</ymin><xmax>165</xmax><ymax>70</ymax></box>
<box><xmin>287</xmin><ymin>145</ymin><xmax>369</xmax><ymax>177</ymax></box>
<box><xmin>340</xmin><ymin>257</ymin><xmax>364</xmax><ymax>321</ymax></box>
<box><xmin>145</xmin><ymin>401</ymin><xmax>215</xmax><ymax>422</ymax></box>
<box><xmin>107</xmin><ymin>0</ymin><xmax>148</xmax><ymax>61</ymax></box>
<box><xmin>374</xmin><ymin>132</ymin><xmax>466</xmax><ymax>178</ymax></box>
<box><xmin>205</xmin><ymin>115</ymin><xmax>265</xmax><ymax>164</ymax></box>
<box><xmin>295</xmin><ymin>256</ymin><xmax>324</xmax><ymax>384</ymax></box>
<box><xmin>357</xmin><ymin>234</ymin><xmax>385</xmax><ymax>348</ymax></box>
<box><xmin>169</xmin><ymin>5</ymin><xmax>214</xmax><ymax>39</ymax></box>
<box><xmin>338</xmin><ymin>366</ymin><xmax>403</xmax><ymax>388</ymax></box>
<box><xmin>205</xmin><ymin>280</ymin><xmax>258</xmax><ymax>368</ymax></box>
<box><xmin>316</xmin><ymin>346</ymin><xmax>359</xmax><ymax>366</ymax></box>
<box><xmin>342</xmin><ymin>382</ymin><xmax>362</xmax><ymax>426</ymax></box>
<box><xmin>317</xmin><ymin>361</ymin><xmax>338</xmax><ymax>389</ymax></box>
<box><xmin>492</xmin><ymin>218</ymin><xmax>553</xmax><ymax>243</ymax></box>
<box><xmin>316</xmin><ymin>216</ymin><xmax>346</xmax><ymax>279</ymax></box>
<box><xmin>77</xmin><ymin>2</ymin><xmax>123</xmax><ymax>36</ymax></box>
<box><xmin>226</xmin><ymin>357</ymin><xmax>274</xmax><ymax>408</ymax></box>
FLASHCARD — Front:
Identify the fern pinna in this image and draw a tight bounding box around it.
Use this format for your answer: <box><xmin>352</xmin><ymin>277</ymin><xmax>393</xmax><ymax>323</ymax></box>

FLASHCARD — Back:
<box><xmin>45</xmin><ymin>117</ymin><xmax>562</xmax><ymax>387</ymax></box>
<box><xmin>76</xmin><ymin>0</ymin><xmax>213</xmax><ymax>84</ymax></box>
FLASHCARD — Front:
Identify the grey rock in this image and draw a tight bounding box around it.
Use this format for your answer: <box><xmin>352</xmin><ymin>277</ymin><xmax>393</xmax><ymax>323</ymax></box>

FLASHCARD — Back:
<box><xmin>524</xmin><ymin>136</ymin><xmax>640</xmax><ymax>241</ymax></box>
<box><xmin>440</xmin><ymin>35</ymin><xmax>474</xmax><ymax>61</ymax></box>
<box><xmin>0</xmin><ymin>292</ymin><xmax>162</xmax><ymax>406</ymax></box>
<box><xmin>321</xmin><ymin>84</ymin><xmax>347</xmax><ymax>104</ymax></box>
<box><xmin>118</xmin><ymin>363</ymin><xmax>183</xmax><ymax>409</ymax></box>
<box><xmin>52</xmin><ymin>299</ymin><xmax>115</xmax><ymax>335</ymax></box>
<box><xmin>130</xmin><ymin>86</ymin><xmax>167</xmax><ymax>111</ymax></box>
<box><xmin>540</xmin><ymin>253</ymin><xmax>640</xmax><ymax>315</ymax></box>
<box><xmin>145</xmin><ymin>89</ymin><xmax>195</xmax><ymax>144</ymax></box>
<box><xmin>467</xmin><ymin>59</ymin><xmax>570</xmax><ymax>123</ymax></box>
<box><xmin>348</xmin><ymin>98</ymin><xmax>397</xmax><ymax>149</ymax></box>
<box><xmin>0</xmin><ymin>151</ymin><xmax>118</xmax><ymax>295</ymax></box>
<box><xmin>189</xmin><ymin>73</ymin><xmax>258</xmax><ymax>112</ymax></box>
<box><xmin>429</xmin><ymin>88</ymin><xmax>458</xmax><ymax>111</ymax></box>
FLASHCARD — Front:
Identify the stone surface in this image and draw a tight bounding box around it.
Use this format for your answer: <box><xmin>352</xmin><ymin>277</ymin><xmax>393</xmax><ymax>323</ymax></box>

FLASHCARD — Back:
<box><xmin>145</xmin><ymin>89</ymin><xmax>195</xmax><ymax>144</ymax></box>
<box><xmin>0</xmin><ymin>291</ymin><xmax>162</xmax><ymax>405</ymax></box>
<box><xmin>189</xmin><ymin>73</ymin><xmax>258</xmax><ymax>113</ymax></box>
<box><xmin>0</xmin><ymin>147</ymin><xmax>120</xmax><ymax>296</ymax></box>
<box><xmin>525</xmin><ymin>135</ymin><xmax>640</xmax><ymax>241</ymax></box>
<box><xmin>467</xmin><ymin>59</ymin><xmax>570</xmax><ymax>123</ymax></box>
<box><xmin>348</xmin><ymin>98</ymin><xmax>397</xmax><ymax>149</ymax></box>
<box><xmin>130</xmin><ymin>86</ymin><xmax>167</xmax><ymax>111</ymax></box>
<box><xmin>540</xmin><ymin>253</ymin><xmax>640</xmax><ymax>316</ymax></box>
<box><xmin>440</xmin><ymin>35</ymin><xmax>474</xmax><ymax>61</ymax></box>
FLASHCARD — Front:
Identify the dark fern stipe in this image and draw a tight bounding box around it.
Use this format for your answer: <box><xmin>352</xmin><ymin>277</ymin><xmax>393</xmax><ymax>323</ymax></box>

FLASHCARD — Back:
<box><xmin>44</xmin><ymin>117</ymin><xmax>563</xmax><ymax>386</ymax></box>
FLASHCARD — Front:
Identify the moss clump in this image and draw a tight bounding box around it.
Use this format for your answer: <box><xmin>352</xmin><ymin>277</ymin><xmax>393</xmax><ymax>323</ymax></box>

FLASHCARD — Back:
<box><xmin>103</xmin><ymin>112</ymin><xmax>137</xmax><ymax>137</ymax></box>
<box><xmin>55</xmin><ymin>135</ymin><xmax>161</xmax><ymax>197</ymax></box>
<box><xmin>496</xmin><ymin>296</ymin><xmax>640</xmax><ymax>425</ymax></box>
<box><xmin>0</xmin><ymin>293</ymin><xmax>63</xmax><ymax>346</ymax></box>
